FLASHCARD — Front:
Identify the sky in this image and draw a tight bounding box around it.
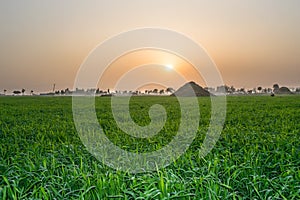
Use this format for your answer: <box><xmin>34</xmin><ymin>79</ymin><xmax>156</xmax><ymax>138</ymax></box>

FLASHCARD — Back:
<box><xmin>0</xmin><ymin>0</ymin><xmax>299</xmax><ymax>93</ymax></box>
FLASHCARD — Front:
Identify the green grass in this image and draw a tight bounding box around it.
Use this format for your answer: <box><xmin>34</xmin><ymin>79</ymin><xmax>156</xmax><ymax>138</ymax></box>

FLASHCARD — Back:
<box><xmin>0</xmin><ymin>96</ymin><xmax>299</xmax><ymax>199</ymax></box>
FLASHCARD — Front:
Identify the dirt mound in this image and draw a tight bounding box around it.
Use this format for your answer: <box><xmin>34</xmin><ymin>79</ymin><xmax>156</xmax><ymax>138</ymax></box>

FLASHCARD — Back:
<box><xmin>171</xmin><ymin>81</ymin><xmax>211</xmax><ymax>97</ymax></box>
<box><xmin>276</xmin><ymin>87</ymin><xmax>293</xmax><ymax>94</ymax></box>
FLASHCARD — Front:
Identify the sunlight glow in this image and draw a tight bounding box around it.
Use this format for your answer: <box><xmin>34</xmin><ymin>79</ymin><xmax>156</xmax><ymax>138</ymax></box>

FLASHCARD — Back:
<box><xmin>165</xmin><ymin>64</ymin><xmax>174</xmax><ymax>70</ymax></box>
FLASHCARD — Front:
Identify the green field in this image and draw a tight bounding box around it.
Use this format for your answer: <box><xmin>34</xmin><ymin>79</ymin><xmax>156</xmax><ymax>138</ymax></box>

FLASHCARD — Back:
<box><xmin>0</xmin><ymin>96</ymin><xmax>299</xmax><ymax>199</ymax></box>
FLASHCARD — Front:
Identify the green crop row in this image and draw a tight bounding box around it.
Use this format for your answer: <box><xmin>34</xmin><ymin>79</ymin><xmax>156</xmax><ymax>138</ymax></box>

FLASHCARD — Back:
<box><xmin>0</xmin><ymin>96</ymin><xmax>299</xmax><ymax>199</ymax></box>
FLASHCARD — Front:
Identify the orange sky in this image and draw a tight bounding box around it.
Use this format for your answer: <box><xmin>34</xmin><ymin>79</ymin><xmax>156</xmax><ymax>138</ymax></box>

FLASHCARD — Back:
<box><xmin>0</xmin><ymin>1</ymin><xmax>299</xmax><ymax>93</ymax></box>
<box><xmin>99</xmin><ymin>50</ymin><xmax>205</xmax><ymax>91</ymax></box>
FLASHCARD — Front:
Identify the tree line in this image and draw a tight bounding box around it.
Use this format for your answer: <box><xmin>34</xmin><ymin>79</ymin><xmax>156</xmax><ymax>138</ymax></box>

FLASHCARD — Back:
<box><xmin>1</xmin><ymin>83</ymin><xmax>299</xmax><ymax>96</ymax></box>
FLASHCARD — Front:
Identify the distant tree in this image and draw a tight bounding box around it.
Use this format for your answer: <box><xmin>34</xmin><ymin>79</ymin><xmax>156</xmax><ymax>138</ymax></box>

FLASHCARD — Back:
<box><xmin>107</xmin><ymin>89</ymin><xmax>110</xmax><ymax>94</ymax></box>
<box><xmin>13</xmin><ymin>91</ymin><xmax>21</xmax><ymax>95</ymax></box>
<box><xmin>204</xmin><ymin>87</ymin><xmax>215</xmax><ymax>93</ymax></box>
<box><xmin>217</xmin><ymin>85</ymin><xmax>230</xmax><ymax>93</ymax></box>
<box><xmin>267</xmin><ymin>88</ymin><xmax>272</xmax><ymax>93</ymax></box>
<box><xmin>88</xmin><ymin>88</ymin><xmax>96</xmax><ymax>94</ymax></box>
<box><xmin>166</xmin><ymin>87</ymin><xmax>175</xmax><ymax>94</ymax></box>
<box><xmin>262</xmin><ymin>88</ymin><xmax>267</xmax><ymax>93</ymax></box>
<box><xmin>273</xmin><ymin>84</ymin><xmax>279</xmax><ymax>89</ymax></box>
<box><xmin>229</xmin><ymin>86</ymin><xmax>235</xmax><ymax>93</ymax></box>
<box><xmin>237</xmin><ymin>88</ymin><xmax>245</xmax><ymax>93</ymax></box>
<box><xmin>75</xmin><ymin>88</ymin><xmax>85</xmax><ymax>94</ymax></box>
<box><xmin>65</xmin><ymin>88</ymin><xmax>70</xmax><ymax>94</ymax></box>
<box><xmin>273</xmin><ymin>84</ymin><xmax>279</xmax><ymax>93</ymax></box>
<box><xmin>296</xmin><ymin>88</ymin><xmax>300</xmax><ymax>93</ymax></box>
<box><xmin>225</xmin><ymin>85</ymin><xmax>230</xmax><ymax>93</ymax></box>
<box><xmin>153</xmin><ymin>89</ymin><xmax>158</xmax><ymax>94</ymax></box>
<box><xmin>145</xmin><ymin>90</ymin><xmax>148</xmax><ymax>94</ymax></box>
<box><xmin>30</xmin><ymin>90</ymin><xmax>34</xmax><ymax>95</ymax></box>
<box><xmin>159</xmin><ymin>89</ymin><xmax>164</xmax><ymax>94</ymax></box>
<box><xmin>257</xmin><ymin>86</ymin><xmax>262</xmax><ymax>93</ymax></box>
<box><xmin>4</xmin><ymin>89</ymin><xmax>7</xmax><ymax>95</ymax></box>
<box><xmin>21</xmin><ymin>88</ymin><xmax>25</xmax><ymax>95</ymax></box>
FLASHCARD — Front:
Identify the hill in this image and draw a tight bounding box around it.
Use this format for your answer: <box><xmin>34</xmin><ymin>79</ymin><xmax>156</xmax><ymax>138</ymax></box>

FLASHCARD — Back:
<box><xmin>171</xmin><ymin>81</ymin><xmax>211</xmax><ymax>97</ymax></box>
<box><xmin>275</xmin><ymin>87</ymin><xmax>293</xmax><ymax>94</ymax></box>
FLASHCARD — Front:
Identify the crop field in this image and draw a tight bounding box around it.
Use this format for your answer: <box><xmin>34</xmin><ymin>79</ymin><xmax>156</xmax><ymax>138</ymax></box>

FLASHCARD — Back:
<box><xmin>0</xmin><ymin>95</ymin><xmax>299</xmax><ymax>199</ymax></box>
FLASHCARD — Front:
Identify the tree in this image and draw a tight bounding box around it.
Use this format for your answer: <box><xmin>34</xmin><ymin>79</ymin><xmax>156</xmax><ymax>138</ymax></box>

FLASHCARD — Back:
<box><xmin>87</xmin><ymin>88</ymin><xmax>96</xmax><ymax>94</ymax></box>
<box><xmin>65</xmin><ymin>88</ymin><xmax>70</xmax><ymax>94</ymax></box>
<box><xmin>166</xmin><ymin>87</ymin><xmax>175</xmax><ymax>94</ymax></box>
<box><xmin>267</xmin><ymin>88</ymin><xmax>272</xmax><ymax>93</ymax></box>
<box><xmin>153</xmin><ymin>89</ymin><xmax>158</xmax><ymax>94</ymax></box>
<box><xmin>239</xmin><ymin>88</ymin><xmax>245</xmax><ymax>93</ymax></box>
<box><xmin>273</xmin><ymin>84</ymin><xmax>279</xmax><ymax>93</ymax></box>
<box><xmin>217</xmin><ymin>85</ymin><xmax>230</xmax><ymax>93</ymax></box>
<box><xmin>21</xmin><ymin>89</ymin><xmax>25</xmax><ymax>95</ymax></box>
<box><xmin>30</xmin><ymin>90</ymin><xmax>34</xmax><ymax>95</ymax></box>
<box><xmin>230</xmin><ymin>86</ymin><xmax>236</xmax><ymax>93</ymax></box>
<box><xmin>159</xmin><ymin>89</ymin><xmax>164</xmax><ymax>94</ymax></box>
<box><xmin>257</xmin><ymin>86</ymin><xmax>262</xmax><ymax>91</ymax></box>
<box><xmin>273</xmin><ymin>84</ymin><xmax>279</xmax><ymax>89</ymax></box>
<box><xmin>13</xmin><ymin>91</ymin><xmax>21</xmax><ymax>95</ymax></box>
<box><xmin>134</xmin><ymin>91</ymin><xmax>139</xmax><ymax>95</ymax></box>
<box><xmin>257</xmin><ymin>86</ymin><xmax>262</xmax><ymax>93</ymax></box>
<box><xmin>262</xmin><ymin>88</ymin><xmax>267</xmax><ymax>93</ymax></box>
<box><xmin>4</xmin><ymin>89</ymin><xmax>7</xmax><ymax>95</ymax></box>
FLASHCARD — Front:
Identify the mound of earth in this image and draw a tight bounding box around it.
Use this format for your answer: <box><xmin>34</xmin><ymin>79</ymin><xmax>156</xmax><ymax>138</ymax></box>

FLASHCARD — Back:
<box><xmin>171</xmin><ymin>81</ymin><xmax>211</xmax><ymax>97</ymax></box>
<box><xmin>276</xmin><ymin>87</ymin><xmax>293</xmax><ymax>94</ymax></box>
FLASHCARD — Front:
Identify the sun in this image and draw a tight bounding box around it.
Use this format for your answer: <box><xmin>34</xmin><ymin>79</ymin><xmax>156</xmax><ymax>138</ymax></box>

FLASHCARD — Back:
<box><xmin>165</xmin><ymin>64</ymin><xmax>174</xmax><ymax>70</ymax></box>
